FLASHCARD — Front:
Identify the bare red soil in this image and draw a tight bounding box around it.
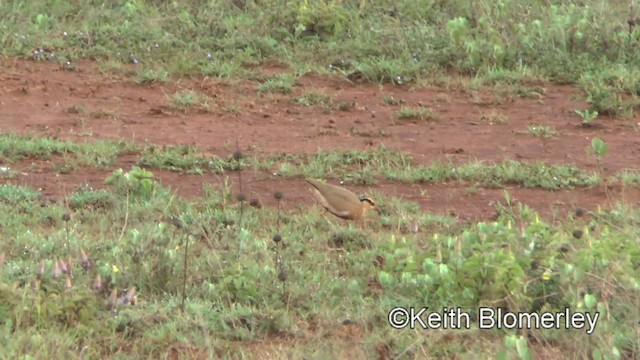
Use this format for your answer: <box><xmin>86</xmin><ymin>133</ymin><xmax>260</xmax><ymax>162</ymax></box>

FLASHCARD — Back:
<box><xmin>2</xmin><ymin>58</ymin><xmax>640</xmax><ymax>221</ymax></box>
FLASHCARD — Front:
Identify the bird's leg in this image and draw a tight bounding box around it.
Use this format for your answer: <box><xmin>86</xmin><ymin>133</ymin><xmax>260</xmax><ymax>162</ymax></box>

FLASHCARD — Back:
<box><xmin>320</xmin><ymin>210</ymin><xmax>334</xmax><ymax>227</ymax></box>
<box><xmin>356</xmin><ymin>217</ymin><xmax>368</xmax><ymax>231</ymax></box>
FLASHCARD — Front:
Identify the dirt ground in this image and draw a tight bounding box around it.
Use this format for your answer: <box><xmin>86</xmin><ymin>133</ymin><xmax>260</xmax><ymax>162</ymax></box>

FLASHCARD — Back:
<box><xmin>2</xmin><ymin>58</ymin><xmax>640</xmax><ymax>222</ymax></box>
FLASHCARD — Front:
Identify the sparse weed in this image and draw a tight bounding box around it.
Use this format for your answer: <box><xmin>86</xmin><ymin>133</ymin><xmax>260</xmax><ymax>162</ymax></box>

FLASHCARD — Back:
<box><xmin>258</xmin><ymin>73</ymin><xmax>296</xmax><ymax>94</ymax></box>
<box><xmin>528</xmin><ymin>124</ymin><xmax>557</xmax><ymax>138</ymax></box>
<box><xmin>337</xmin><ymin>101</ymin><xmax>354</xmax><ymax>111</ymax></box>
<box><xmin>170</xmin><ymin>90</ymin><xmax>213</xmax><ymax>112</ymax></box>
<box><xmin>575</xmin><ymin>108</ymin><xmax>599</xmax><ymax>127</ymax></box>
<box><xmin>591</xmin><ymin>137</ymin><xmax>608</xmax><ymax>173</ymax></box>
<box><xmin>135</xmin><ymin>68</ymin><xmax>169</xmax><ymax>85</ymax></box>
<box><xmin>383</xmin><ymin>96</ymin><xmax>406</xmax><ymax>106</ymax></box>
<box><xmin>479</xmin><ymin>110</ymin><xmax>508</xmax><ymax>124</ymax></box>
<box><xmin>294</xmin><ymin>92</ymin><xmax>333</xmax><ymax>107</ymax></box>
<box><xmin>0</xmin><ymin>133</ymin><xmax>135</xmax><ymax>167</ymax></box>
<box><xmin>395</xmin><ymin>106</ymin><xmax>438</xmax><ymax>122</ymax></box>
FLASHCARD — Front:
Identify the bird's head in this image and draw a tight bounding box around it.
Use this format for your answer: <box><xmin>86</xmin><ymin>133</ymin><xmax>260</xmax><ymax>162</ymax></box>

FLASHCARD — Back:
<box><xmin>360</xmin><ymin>197</ymin><xmax>381</xmax><ymax>215</ymax></box>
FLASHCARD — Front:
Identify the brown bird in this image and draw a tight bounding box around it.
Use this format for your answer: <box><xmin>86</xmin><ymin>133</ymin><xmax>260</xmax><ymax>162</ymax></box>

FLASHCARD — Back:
<box><xmin>305</xmin><ymin>178</ymin><xmax>379</xmax><ymax>222</ymax></box>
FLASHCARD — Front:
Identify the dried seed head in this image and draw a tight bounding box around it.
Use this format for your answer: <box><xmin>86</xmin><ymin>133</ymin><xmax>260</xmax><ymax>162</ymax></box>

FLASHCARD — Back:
<box><xmin>170</xmin><ymin>216</ymin><xmax>183</xmax><ymax>229</ymax></box>
<box><xmin>82</xmin><ymin>260</ymin><xmax>93</xmax><ymax>271</ymax></box>
<box><xmin>233</xmin><ymin>150</ymin><xmax>243</xmax><ymax>161</ymax></box>
<box><xmin>272</xmin><ymin>234</ymin><xmax>282</xmax><ymax>243</ymax></box>
<box><xmin>93</xmin><ymin>274</ymin><xmax>103</xmax><ymax>292</ymax></box>
<box><xmin>236</xmin><ymin>193</ymin><xmax>246</xmax><ymax>202</ymax></box>
<box><xmin>273</xmin><ymin>191</ymin><xmax>283</xmax><ymax>200</ymax></box>
<box><xmin>574</xmin><ymin>208</ymin><xmax>585</xmax><ymax>217</ymax></box>
<box><xmin>80</xmin><ymin>249</ymin><xmax>92</xmax><ymax>271</ymax></box>
<box><xmin>117</xmin><ymin>295</ymin><xmax>128</xmax><ymax>306</ymax></box>
<box><xmin>59</xmin><ymin>259</ymin><xmax>69</xmax><ymax>275</ymax></box>
<box><xmin>118</xmin><ymin>287</ymin><xmax>137</xmax><ymax>306</ymax></box>
<box><xmin>80</xmin><ymin>249</ymin><xmax>89</xmax><ymax>262</ymax></box>
<box><xmin>66</xmin><ymin>256</ymin><xmax>73</xmax><ymax>275</ymax></box>
<box><xmin>62</xmin><ymin>213</ymin><xmax>71</xmax><ymax>222</ymax></box>
<box><xmin>52</xmin><ymin>260</ymin><xmax>62</xmax><ymax>278</ymax></box>
<box><xmin>278</xmin><ymin>267</ymin><xmax>288</xmax><ymax>282</ymax></box>
<box><xmin>108</xmin><ymin>289</ymin><xmax>118</xmax><ymax>309</ymax></box>
<box><xmin>36</xmin><ymin>260</ymin><xmax>45</xmax><ymax>280</ymax></box>
<box><xmin>572</xmin><ymin>230</ymin><xmax>583</xmax><ymax>239</ymax></box>
<box><xmin>249</xmin><ymin>198</ymin><xmax>262</xmax><ymax>208</ymax></box>
<box><xmin>126</xmin><ymin>287</ymin><xmax>136</xmax><ymax>302</ymax></box>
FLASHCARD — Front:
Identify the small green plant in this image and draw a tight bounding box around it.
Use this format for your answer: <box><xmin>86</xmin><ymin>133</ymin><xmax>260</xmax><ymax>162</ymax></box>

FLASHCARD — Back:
<box><xmin>591</xmin><ymin>137</ymin><xmax>608</xmax><ymax>172</ymax></box>
<box><xmin>574</xmin><ymin>109</ymin><xmax>599</xmax><ymax>127</ymax></box>
<box><xmin>68</xmin><ymin>186</ymin><xmax>114</xmax><ymax>210</ymax></box>
<box><xmin>104</xmin><ymin>166</ymin><xmax>157</xmax><ymax>199</ymax></box>
<box><xmin>171</xmin><ymin>90</ymin><xmax>197</xmax><ymax>108</ymax></box>
<box><xmin>395</xmin><ymin>106</ymin><xmax>438</xmax><ymax>122</ymax></box>
<box><xmin>578</xmin><ymin>74</ymin><xmax>626</xmax><ymax>116</ymax></box>
<box><xmin>293</xmin><ymin>92</ymin><xmax>333</xmax><ymax>107</ymax></box>
<box><xmin>383</xmin><ymin>96</ymin><xmax>406</xmax><ymax>106</ymax></box>
<box><xmin>170</xmin><ymin>90</ymin><xmax>212</xmax><ymax>111</ymax></box>
<box><xmin>0</xmin><ymin>184</ymin><xmax>40</xmax><ymax>204</ymax></box>
<box><xmin>528</xmin><ymin>124</ymin><xmax>557</xmax><ymax>138</ymax></box>
<box><xmin>258</xmin><ymin>73</ymin><xmax>296</xmax><ymax>94</ymax></box>
<box><xmin>135</xmin><ymin>68</ymin><xmax>169</xmax><ymax>84</ymax></box>
<box><xmin>337</xmin><ymin>101</ymin><xmax>353</xmax><ymax>111</ymax></box>
<box><xmin>501</xmin><ymin>334</ymin><xmax>533</xmax><ymax>360</ymax></box>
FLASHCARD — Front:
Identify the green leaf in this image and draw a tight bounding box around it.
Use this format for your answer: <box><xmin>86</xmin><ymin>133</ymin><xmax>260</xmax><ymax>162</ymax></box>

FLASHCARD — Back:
<box><xmin>516</xmin><ymin>336</ymin><xmax>531</xmax><ymax>360</ymax></box>
<box><xmin>591</xmin><ymin>138</ymin><xmax>608</xmax><ymax>157</ymax></box>
<box><xmin>584</xmin><ymin>293</ymin><xmax>597</xmax><ymax>309</ymax></box>
<box><xmin>496</xmin><ymin>348</ymin><xmax>508</xmax><ymax>360</ymax></box>
<box><xmin>612</xmin><ymin>347</ymin><xmax>621</xmax><ymax>359</ymax></box>
<box><xmin>504</xmin><ymin>334</ymin><xmax>517</xmax><ymax>348</ymax></box>
<box><xmin>378</xmin><ymin>271</ymin><xmax>393</xmax><ymax>288</ymax></box>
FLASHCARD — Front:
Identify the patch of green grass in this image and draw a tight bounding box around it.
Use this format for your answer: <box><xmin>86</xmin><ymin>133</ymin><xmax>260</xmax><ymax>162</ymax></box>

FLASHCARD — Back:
<box><xmin>170</xmin><ymin>90</ymin><xmax>213</xmax><ymax>112</ymax></box>
<box><xmin>614</xmin><ymin>170</ymin><xmax>640</xmax><ymax>188</ymax></box>
<box><xmin>0</xmin><ymin>171</ymin><xmax>637</xmax><ymax>358</ymax></box>
<box><xmin>1</xmin><ymin>1</ymin><xmax>639</xmax><ymax>116</ymax></box>
<box><xmin>528</xmin><ymin>124</ymin><xmax>557</xmax><ymax>138</ymax></box>
<box><xmin>0</xmin><ymin>133</ymin><xmax>606</xmax><ymax>191</ymax></box>
<box><xmin>137</xmin><ymin>144</ymin><xmax>236</xmax><ymax>174</ymax></box>
<box><xmin>258</xmin><ymin>73</ymin><xmax>296</xmax><ymax>94</ymax></box>
<box><xmin>293</xmin><ymin>92</ymin><xmax>333</xmax><ymax>107</ymax></box>
<box><xmin>578</xmin><ymin>67</ymin><xmax>640</xmax><ymax>117</ymax></box>
<box><xmin>0</xmin><ymin>184</ymin><xmax>40</xmax><ymax>204</ymax></box>
<box><xmin>394</xmin><ymin>106</ymin><xmax>439</xmax><ymax>122</ymax></box>
<box><xmin>68</xmin><ymin>186</ymin><xmax>115</xmax><ymax>211</ymax></box>
<box><xmin>453</xmin><ymin>161</ymin><xmax>600</xmax><ymax>189</ymax></box>
<box><xmin>135</xmin><ymin>67</ymin><xmax>169</xmax><ymax>85</ymax></box>
<box><xmin>0</xmin><ymin>132</ymin><xmax>136</xmax><ymax>167</ymax></box>
<box><xmin>269</xmin><ymin>147</ymin><xmax>599</xmax><ymax>190</ymax></box>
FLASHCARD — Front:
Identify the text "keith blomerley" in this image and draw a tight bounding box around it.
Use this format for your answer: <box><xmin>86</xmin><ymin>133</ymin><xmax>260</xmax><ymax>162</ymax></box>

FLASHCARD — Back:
<box><xmin>388</xmin><ymin>307</ymin><xmax>599</xmax><ymax>334</ymax></box>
